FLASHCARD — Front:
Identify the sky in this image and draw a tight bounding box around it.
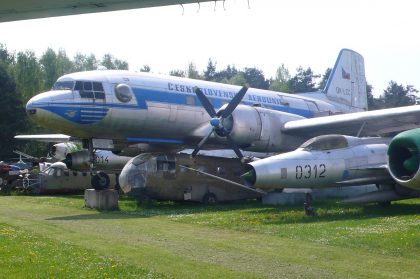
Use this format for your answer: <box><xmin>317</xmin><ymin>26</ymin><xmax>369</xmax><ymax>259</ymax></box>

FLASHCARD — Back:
<box><xmin>0</xmin><ymin>0</ymin><xmax>419</xmax><ymax>96</ymax></box>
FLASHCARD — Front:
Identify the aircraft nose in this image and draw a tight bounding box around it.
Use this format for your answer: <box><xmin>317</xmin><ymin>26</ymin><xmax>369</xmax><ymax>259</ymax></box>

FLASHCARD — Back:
<box><xmin>118</xmin><ymin>156</ymin><xmax>149</xmax><ymax>193</ymax></box>
<box><xmin>26</xmin><ymin>98</ymin><xmax>37</xmax><ymax>117</ymax></box>
<box><xmin>25</xmin><ymin>92</ymin><xmax>51</xmax><ymax>120</ymax></box>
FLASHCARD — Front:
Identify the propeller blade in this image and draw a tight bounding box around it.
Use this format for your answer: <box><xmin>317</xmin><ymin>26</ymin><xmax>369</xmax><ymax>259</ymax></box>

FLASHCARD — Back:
<box><xmin>226</xmin><ymin>134</ymin><xmax>243</xmax><ymax>159</ymax></box>
<box><xmin>191</xmin><ymin>129</ymin><xmax>214</xmax><ymax>157</ymax></box>
<box><xmin>220</xmin><ymin>86</ymin><xmax>248</xmax><ymax>118</ymax></box>
<box><xmin>193</xmin><ymin>87</ymin><xmax>217</xmax><ymax>118</ymax></box>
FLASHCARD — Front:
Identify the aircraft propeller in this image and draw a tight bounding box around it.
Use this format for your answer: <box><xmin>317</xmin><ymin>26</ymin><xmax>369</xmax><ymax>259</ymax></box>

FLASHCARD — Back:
<box><xmin>192</xmin><ymin>86</ymin><xmax>248</xmax><ymax>159</ymax></box>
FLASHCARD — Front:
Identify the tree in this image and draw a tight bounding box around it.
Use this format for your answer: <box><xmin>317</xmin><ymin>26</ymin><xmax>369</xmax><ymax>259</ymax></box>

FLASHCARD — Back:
<box><xmin>381</xmin><ymin>81</ymin><xmax>417</xmax><ymax>108</ymax></box>
<box><xmin>73</xmin><ymin>53</ymin><xmax>98</xmax><ymax>71</ymax></box>
<box><xmin>318</xmin><ymin>68</ymin><xmax>331</xmax><ymax>90</ymax></box>
<box><xmin>187</xmin><ymin>62</ymin><xmax>201</xmax><ymax>79</ymax></box>
<box><xmin>288</xmin><ymin>66</ymin><xmax>319</xmax><ymax>93</ymax></box>
<box><xmin>0</xmin><ymin>44</ymin><xmax>14</xmax><ymax>66</ymax></box>
<box><xmin>0</xmin><ymin>63</ymin><xmax>27</xmax><ymax>159</ymax></box>
<box><xmin>269</xmin><ymin>64</ymin><xmax>291</xmax><ymax>92</ymax></box>
<box><xmin>169</xmin><ymin>69</ymin><xmax>185</xmax><ymax>77</ymax></box>
<box><xmin>100</xmin><ymin>54</ymin><xmax>128</xmax><ymax>70</ymax></box>
<box><xmin>242</xmin><ymin>67</ymin><xmax>269</xmax><ymax>89</ymax></box>
<box><xmin>203</xmin><ymin>58</ymin><xmax>216</xmax><ymax>81</ymax></box>
<box><xmin>40</xmin><ymin>48</ymin><xmax>58</xmax><ymax>89</ymax></box>
<box><xmin>14</xmin><ymin>50</ymin><xmax>43</xmax><ymax>102</ymax></box>
<box><xmin>40</xmin><ymin>48</ymin><xmax>74</xmax><ymax>89</ymax></box>
<box><xmin>226</xmin><ymin>72</ymin><xmax>247</xmax><ymax>86</ymax></box>
<box><xmin>140</xmin><ymin>65</ymin><xmax>151</xmax><ymax>72</ymax></box>
<box><xmin>215</xmin><ymin>65</ymin><xmax>238</xmax><ymax>82</ymax></box>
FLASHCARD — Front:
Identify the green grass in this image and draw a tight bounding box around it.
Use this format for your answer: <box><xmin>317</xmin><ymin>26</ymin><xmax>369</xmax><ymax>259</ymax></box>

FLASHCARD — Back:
<box><xmin>0</xmin><ymin>223</ymin><xmax>163</xmax><ymax>278</ymax></box>
<box><xmin>0</xmin><ymin>195</ymin><xmax>419</xmax><ymax>278</ymax></box>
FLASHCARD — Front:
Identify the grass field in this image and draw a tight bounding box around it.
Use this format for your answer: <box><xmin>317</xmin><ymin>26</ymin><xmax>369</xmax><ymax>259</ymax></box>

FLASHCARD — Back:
<box><xmin>0</xmin><ymin>195</ymin><xmax>419</xmax><ymax>278</ymax></box>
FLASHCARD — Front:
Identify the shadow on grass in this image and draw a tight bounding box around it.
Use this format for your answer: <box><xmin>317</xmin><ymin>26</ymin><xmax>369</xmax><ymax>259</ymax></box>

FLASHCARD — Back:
<box><xmin>250</xmin><ymin>200</ymin><xmax>420</xmax><ymax>225</ymax></box>
<box><xmin>46</xmin><ymin>198</ymin><xmax>263</xmax><ymax>221</ymax></box>
<box><xmin>46</xmin><ymin>196</ymin><xmax>420</xmax><ymax>223</ymax></box>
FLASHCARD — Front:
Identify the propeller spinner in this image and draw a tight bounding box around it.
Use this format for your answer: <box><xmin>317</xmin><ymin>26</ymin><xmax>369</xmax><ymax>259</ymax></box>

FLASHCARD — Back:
<box><xmin>192</xmin><ymin>86</ymin><xmax>248</xmax><ymax>159</ymax></box>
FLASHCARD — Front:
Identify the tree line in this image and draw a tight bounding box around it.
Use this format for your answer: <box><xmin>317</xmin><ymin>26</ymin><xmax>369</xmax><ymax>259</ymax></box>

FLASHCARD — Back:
<box><xmin>0</xmin><ymin>44</ymin><xmax>417</xmax><ymax>159</ymax></box>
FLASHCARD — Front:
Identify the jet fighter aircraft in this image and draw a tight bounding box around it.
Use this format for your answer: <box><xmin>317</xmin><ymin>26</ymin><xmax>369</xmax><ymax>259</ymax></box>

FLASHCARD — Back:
<box><xmin>240</xmin><ymin>133</ymin><xmax>420</xmax><ymax>204</ymax></box>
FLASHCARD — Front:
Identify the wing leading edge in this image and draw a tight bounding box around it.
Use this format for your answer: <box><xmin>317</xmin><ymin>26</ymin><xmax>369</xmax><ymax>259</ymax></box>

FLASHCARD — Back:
<box><xmin>14</xmin><ymin>134</ymin><xmax>72</xmax><ymax>143</ymax></box>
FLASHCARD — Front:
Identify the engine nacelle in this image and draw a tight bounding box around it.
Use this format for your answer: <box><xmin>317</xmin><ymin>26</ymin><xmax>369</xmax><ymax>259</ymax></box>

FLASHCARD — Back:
<box><xmin>63</xmin><ymin>150</ymin><xmax>91</xmax><ymax>171</ymax></box>
<box><xmin>219</xmin><ymin>105</ymin><xmax>306</xmax><ymax>152</ymax></box>
<box><xmin>63</xmin><ymin>150</ymin><xmax>131</xmax><ymax>172</ymax></box>
<box><xmin>50</xmin><ymin>142</ymin><xmax>82</xmax><ymax>161</ymax></box>
<box><xmin>388</xmin><ymin>128</ymin><xmax>420</xmax><ymax>190</ymax></box>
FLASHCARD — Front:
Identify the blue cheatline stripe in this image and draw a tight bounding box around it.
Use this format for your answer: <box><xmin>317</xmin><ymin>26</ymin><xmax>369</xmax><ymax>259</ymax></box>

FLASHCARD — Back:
<box><xmin>132</xmin><ymin>87</ymin><xmax>314</xmax><ymax>118</ymax></box>
<box><xmin>30</xmin><ymin>85</ymin><xmax>316</xmax><ymax>125</ymax></box>
<box><xmin>126</xmin><ymin>137</ymin><xmax>184</xmax><ymax>144</ymax></box>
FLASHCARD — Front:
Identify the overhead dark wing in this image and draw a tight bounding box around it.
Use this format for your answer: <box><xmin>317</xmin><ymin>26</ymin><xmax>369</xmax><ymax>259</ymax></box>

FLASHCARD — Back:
<box><xmin>0</xmin><ymin>1</ymin><xmax>214</xmax><ymax>22</ymax></box>
<box><xmin>282</xmin><ymin>105</ymin><xmax>420</xmax><ymax>137</ymax></box>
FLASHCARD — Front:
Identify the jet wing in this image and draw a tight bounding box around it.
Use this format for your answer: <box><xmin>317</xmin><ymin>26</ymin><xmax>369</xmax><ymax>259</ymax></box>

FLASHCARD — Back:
<box><xmin>15</xmin><ymin>134</ymin><xmax>72</xmax><ymax>143</ymax></box>
<box><xmin>337</xmin><ymin>163</ymin><xmax>392</xmax><ymax>186</ymax></box>
<box><xmin>282</xmin><ymin>105</ymin><xmax>420</xmax><ymax>137</ymax></box>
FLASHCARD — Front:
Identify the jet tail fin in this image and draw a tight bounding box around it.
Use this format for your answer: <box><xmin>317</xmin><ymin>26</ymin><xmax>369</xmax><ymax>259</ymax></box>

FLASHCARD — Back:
<box><xmin>324</xmin><ymin>49</ymin><xmax>367</xmax><ymax>111</ymax></box>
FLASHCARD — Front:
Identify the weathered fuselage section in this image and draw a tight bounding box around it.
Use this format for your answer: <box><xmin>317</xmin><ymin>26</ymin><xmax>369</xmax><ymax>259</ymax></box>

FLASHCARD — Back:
<box><xmin>119</xmin><ymin>153</ymin><xmax>261</xmax><ymax>203</ymax></box>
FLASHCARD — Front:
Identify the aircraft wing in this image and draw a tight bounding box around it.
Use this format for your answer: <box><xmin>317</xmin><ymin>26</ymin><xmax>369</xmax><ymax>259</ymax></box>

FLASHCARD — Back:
<box><xmin>282</xmin><ymin>105</ymin><xmax>420</xmax><ymax>137</ymax></box>
<box><xmin>14</xmin><ymin>134</ymin><xmax>72</xmax><ymax>143</ymax></box>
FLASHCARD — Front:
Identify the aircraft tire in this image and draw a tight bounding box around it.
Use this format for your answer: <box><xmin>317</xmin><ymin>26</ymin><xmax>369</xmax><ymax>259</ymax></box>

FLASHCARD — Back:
<box><xmin>202</xmin><ymin>193</ymin><xmax>218</xmax><ymax>204</ymax></box>
<box><xmin>91</xmin><ymin>172</ymin><xmax>110</xmax><ymax>190</ymax></box>
<box><xmin>378</xmin><ymin>201</ymin><xmax>391</xmax><ymax>207</ymax></box>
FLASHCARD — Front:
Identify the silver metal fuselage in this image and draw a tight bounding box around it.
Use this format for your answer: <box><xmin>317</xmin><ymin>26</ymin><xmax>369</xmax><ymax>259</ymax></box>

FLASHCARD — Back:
<box><xmin>248</xmin><ymin>136</ymin><xmax>390</xmax><ymax>189</ymax></box>
<box><xmin>26</xmin><ymin>70</ymin><xmax>356</xmax><ymax>153</ymax></box>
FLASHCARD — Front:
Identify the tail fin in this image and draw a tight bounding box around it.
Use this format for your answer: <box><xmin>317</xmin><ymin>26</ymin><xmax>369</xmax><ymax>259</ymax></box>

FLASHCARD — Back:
<box><xmin>324</xmin><ymin>49</ymin><xmax>367</xmax><ymax>111</ymax></box>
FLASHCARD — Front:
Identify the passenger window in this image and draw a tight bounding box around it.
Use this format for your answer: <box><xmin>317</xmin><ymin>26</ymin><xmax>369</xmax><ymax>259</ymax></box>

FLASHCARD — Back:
<box><xmin>186</xmin><ymin>96</ymin><xmax>195</xmax><ymax>105</ymax></box>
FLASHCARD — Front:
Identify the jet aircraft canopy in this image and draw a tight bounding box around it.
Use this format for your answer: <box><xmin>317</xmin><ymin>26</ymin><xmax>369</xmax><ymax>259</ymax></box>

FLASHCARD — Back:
<box><xmin>299</xmin><ymin>135</ymin><xmax>349</xmax><ymax>151</ymax></box>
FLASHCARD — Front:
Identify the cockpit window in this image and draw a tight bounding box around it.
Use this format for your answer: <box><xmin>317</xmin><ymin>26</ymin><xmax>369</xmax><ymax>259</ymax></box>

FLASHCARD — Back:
<box><xmin>300</xmin><ymin>135</ymin><xmax>348</xmax><ymax>151</ymax></box>
<box><xmin>52</xmin><ymin>81</ymin><xmax>74</xmax><ymax>90</ymax></box>
<box><xmin>75</xmin><ymin>81</ymin><xmax>105</xmax><ymax>99</ymax></box>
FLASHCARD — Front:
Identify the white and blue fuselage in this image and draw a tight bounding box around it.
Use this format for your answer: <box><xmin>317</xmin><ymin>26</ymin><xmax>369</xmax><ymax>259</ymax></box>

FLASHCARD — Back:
<box><xmin>25</xmin><ymin>70</ymin><xmax>356</xmax><ymax>151</ymax></box>
<box><xmin>25</xmin><ymin>50</ymin><xmax>367</xmax><ymax>153</ymax></box>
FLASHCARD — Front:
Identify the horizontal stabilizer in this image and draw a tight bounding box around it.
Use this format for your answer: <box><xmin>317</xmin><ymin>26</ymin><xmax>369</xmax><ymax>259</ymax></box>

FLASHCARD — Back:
<box><xmin>14</xmin><ymin>134</ymin><xmax>72</xmax><ymax>143</ymax></box>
